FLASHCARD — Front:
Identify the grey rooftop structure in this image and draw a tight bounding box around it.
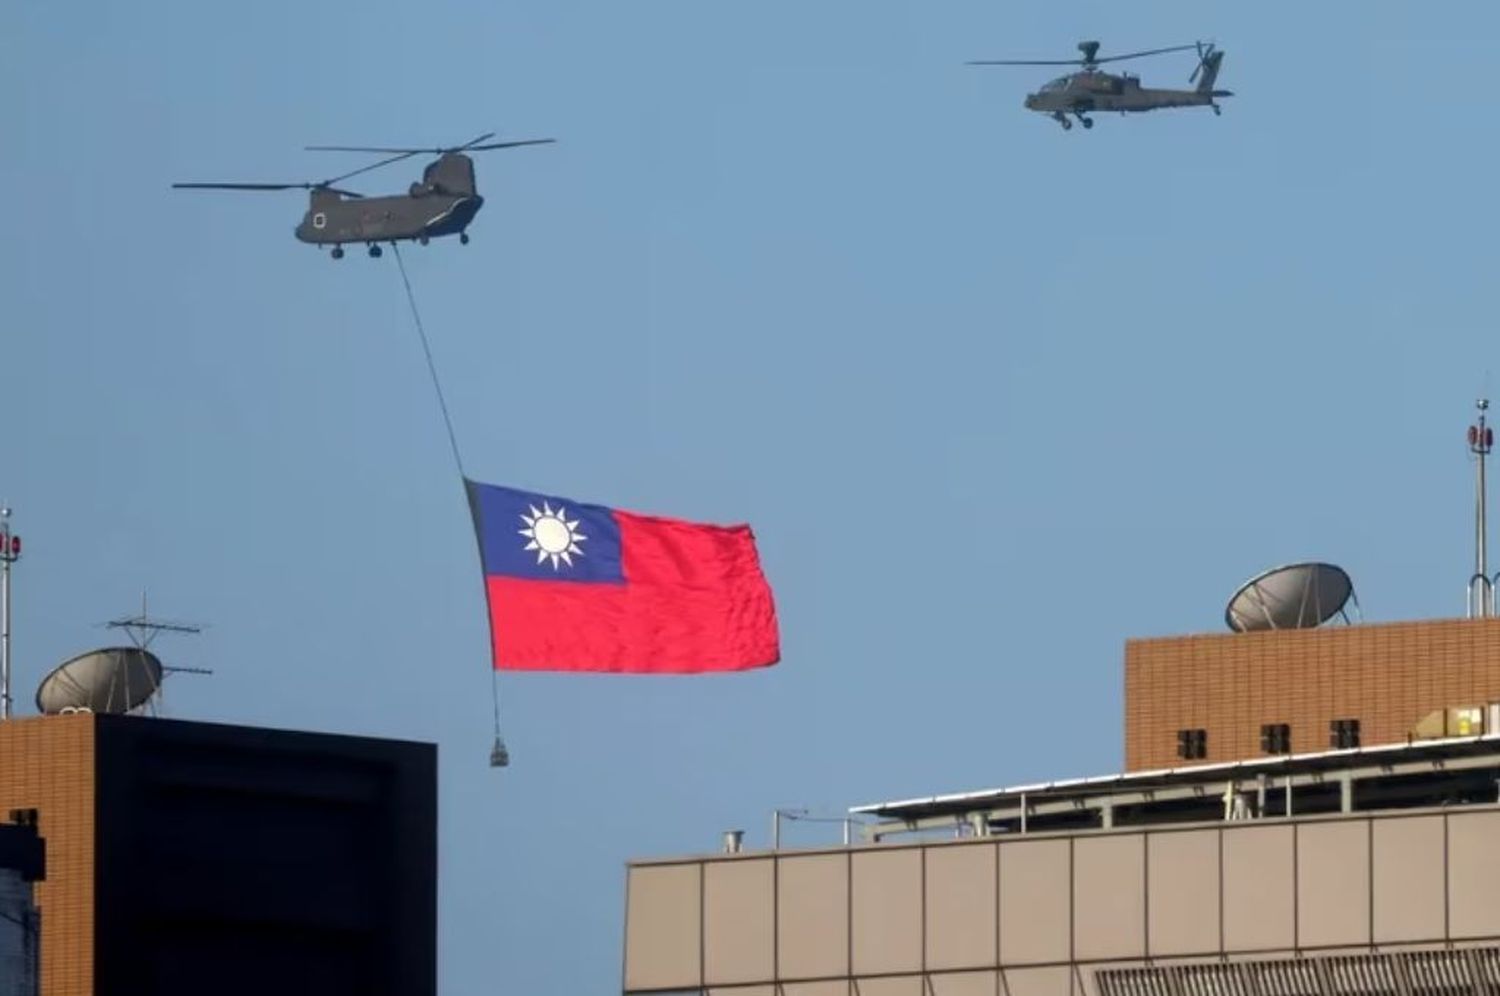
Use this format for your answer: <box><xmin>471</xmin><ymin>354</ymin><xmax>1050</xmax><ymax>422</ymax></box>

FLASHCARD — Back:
<box><xmin>853</xmin><ymin>733</ymin><xmax>1500</xmax><ymax>840</ymax></box>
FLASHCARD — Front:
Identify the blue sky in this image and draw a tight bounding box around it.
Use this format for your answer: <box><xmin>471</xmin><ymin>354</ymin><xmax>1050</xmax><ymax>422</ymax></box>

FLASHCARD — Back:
<box><xmin>7</xmin><ymin>2</ymin><xmax>1500</xmax><ymax>992</ymax></box>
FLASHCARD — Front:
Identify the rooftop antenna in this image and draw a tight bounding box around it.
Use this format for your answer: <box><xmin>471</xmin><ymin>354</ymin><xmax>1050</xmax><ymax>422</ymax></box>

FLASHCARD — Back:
<box><xmin>1224</xmin><ymin>562</ymin><xmax>1358</xmax><ymax>633</ymax></box>
<box><xmin>0</xmin><ymin>508</ymin><xmax>20</xmax><ymax>720</ymax></box>
<box><xmin>106</xmin><ymin>591</ymin><xmax>202</xmax><ymax>648</ymax></box>
<box><xmin>1468</xmin><ymin>400</ymin><xmax>1496</xmax><ymax>618</ymax></box>
<box><xmin>771</xmin><ymin>807</ymin><xmax>861</xmax><ymax>848</ymax></box>
<box><xmin>104</xmin><ymin>593</ymin><xmax>211</xmax><ymax>714</ymax></box>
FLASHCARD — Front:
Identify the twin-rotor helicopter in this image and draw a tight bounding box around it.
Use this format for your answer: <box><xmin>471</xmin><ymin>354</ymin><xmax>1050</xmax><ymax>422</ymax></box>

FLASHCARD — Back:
<box><xmin>969</xmin><ymin>40</ymin><xmax>1231</xmax><ymax>130</ymax></box>
<box><xmin>173</xmin><ymin>132</ymin><xmax>553</xmax><ymax>259</ymax></box>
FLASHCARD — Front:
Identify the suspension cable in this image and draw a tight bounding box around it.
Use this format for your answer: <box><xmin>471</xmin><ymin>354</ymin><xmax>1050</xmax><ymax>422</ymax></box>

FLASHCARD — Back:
<box><xmin>391</xmin><ymin>243</ymin><xmax>507</xmax><ymax>765</ymax></box>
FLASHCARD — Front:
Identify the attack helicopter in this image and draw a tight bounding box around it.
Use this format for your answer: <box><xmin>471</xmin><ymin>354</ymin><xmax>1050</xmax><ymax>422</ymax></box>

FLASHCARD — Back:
<box><xmin>968</xmin><ymin>41</ymin><xmax>1231</xmax><ymax>130</ymax></box>
<box><xmin>172</xmin><ymin>132</ymin><xmax>554</xmax><ymax>258</ymax></box>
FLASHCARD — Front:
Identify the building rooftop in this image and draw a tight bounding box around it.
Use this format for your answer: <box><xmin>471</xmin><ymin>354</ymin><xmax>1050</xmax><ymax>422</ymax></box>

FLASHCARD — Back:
<box><xmin>853</xmin><ymin>732</ymin><xmax>1500</xmax><ymax>840</ymax></box>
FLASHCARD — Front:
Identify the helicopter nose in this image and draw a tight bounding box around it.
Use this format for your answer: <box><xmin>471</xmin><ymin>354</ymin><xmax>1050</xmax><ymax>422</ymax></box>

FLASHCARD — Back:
<box><xmin>1024</xmin><ymin>94</ymin><xmax>1038</xmax><ymax>110</ymax></box>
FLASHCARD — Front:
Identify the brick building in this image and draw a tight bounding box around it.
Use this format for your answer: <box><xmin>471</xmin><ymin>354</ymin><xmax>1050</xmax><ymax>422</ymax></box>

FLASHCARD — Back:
<box><xmin>1125</xmin><ymin>618</ymin><xmax>1500</xmax><ymax>770</ymax></box>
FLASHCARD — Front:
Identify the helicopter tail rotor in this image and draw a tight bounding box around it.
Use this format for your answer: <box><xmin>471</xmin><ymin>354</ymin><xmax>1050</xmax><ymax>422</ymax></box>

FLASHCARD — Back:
<box><xmin>1191</xmin><ymin>43</ymin><xmax>1225</xmax><ymax>94</ymax></box>
<box><xmin>1190</xmin><ymin>41</ymin><xmax>1216</xmax><ymax>83</ymax></box>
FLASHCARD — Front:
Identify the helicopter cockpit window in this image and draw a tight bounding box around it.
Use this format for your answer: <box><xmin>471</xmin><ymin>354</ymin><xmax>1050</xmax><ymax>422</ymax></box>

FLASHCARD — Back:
<box><xmin>1041</xmin><ymin>77</ymin><xmax>1069</xmax><ymax>92</ymax></box>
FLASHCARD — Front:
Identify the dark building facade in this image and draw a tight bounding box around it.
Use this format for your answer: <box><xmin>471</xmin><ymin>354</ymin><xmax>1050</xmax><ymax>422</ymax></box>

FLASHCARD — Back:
<box><xmin>0</xmin><ymin>714</ymin><xmax>436</xmax><ymax>996</ymax></box>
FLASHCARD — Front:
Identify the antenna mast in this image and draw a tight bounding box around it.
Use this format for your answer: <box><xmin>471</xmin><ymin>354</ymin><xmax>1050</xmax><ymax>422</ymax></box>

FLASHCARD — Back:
<box><xmin>0</xmin><ymin>509</ymin><xmax>19</xmax><ymax>720</ymax></box>
<box><xmin>1468</xmin><ymin>400</ymin><xmax>1495</xmax><ymax>617</ymax></box>
<box><xmin>106</xmin><ymin>592</ymin><xmax>202</xmax><ymax>649</ymax></box>
<box><xmin>103</xmin><ymin>594</ymin><xmax>209</xmax><ymax>716</ymax></box>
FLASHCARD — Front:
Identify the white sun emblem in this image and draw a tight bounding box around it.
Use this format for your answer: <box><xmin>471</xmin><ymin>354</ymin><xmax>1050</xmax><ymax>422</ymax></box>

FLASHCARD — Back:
<box><xmin>518</xmin><ymin>502</ymin><xmax>587</xmax><ymax>570</ymax></box>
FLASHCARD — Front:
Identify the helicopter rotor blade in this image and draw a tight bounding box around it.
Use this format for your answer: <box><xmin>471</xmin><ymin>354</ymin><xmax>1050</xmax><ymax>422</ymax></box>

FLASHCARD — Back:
<box><xmin>1091</xmin><ymin>43</ymin><xmax>1199</xmax><ymax>65</ymax></box>
<box><xmin>321</xmin><ymin>150</ymin><xmax>422</xmax><ymax>187</ymax></box>
<box><xmin>454</xmin><ymin>131</ymin><xmax>498</xmax><ymax>151</ymax></box>
<box><xmin>464</xmin><ymin>139</ymin><xmax>557</xmax><ymax>151</ymax></box>
<box><xmin>306</xmin><ymin>145</ymin><xmax>430</xmax><ymax>153</ymax></box>
<box><xmin>171</xmin><ymin>182</ymin><xmax>312</xmax><ymax>191</ymax></box>
<box><xmin>967</xmin><ymin>59</ymin><xmax>1085</xmax><ymax>67</ymax></box>
<box><xmin>305</xmin><ymin>135</ymin><xmax>553</xmax><ymax>155</ymax></box>
<box><xmin>172</xmin><ymin>181</ymin><xmax>366</xmax><ymax>198</ymax></box>
<box><xmin>969</xmin><ymin>42</ymin><xmax>1196</xmax><ymax>68</ymax></box>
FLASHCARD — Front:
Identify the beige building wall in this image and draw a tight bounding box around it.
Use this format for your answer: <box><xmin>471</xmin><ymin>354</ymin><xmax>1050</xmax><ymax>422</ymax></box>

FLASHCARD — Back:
<box><xmin>623</xmin><ymin>807</ymin><xmax>1500</xmax><ymax>994</ymax></box>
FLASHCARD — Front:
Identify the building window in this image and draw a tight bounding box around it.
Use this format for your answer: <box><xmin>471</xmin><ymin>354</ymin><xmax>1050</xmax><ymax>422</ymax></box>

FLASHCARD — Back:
<box><xmin>1260</xmin><ymin>723</ymin><xmax>1291</xmax><ymax>755</ymax></box>
<box><xmin>1330</xmin><ymin>718</ymin><xmax>1361</xmax><ymax>749</ymax></box>
<box><xmin>1177</xmin><ymin>728</ymin><xmax>1207</xmax><ymax>760</ymax></box>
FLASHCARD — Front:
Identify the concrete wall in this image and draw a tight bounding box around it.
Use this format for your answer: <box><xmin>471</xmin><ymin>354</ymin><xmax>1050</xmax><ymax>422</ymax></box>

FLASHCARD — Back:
<box><xmin>623</xmin><ymin>807</ymin><xmax>1500</xmax><ymax>994</ymax></box>
<box><xmin>1125</xmin><ymin>618</ymin><xmax>1500</xmax><ymax>770</ymax></box>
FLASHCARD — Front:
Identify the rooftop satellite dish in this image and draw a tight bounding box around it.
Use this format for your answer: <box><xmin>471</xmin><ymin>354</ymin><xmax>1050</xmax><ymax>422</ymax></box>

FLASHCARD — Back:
<box><xmin>1225</xmin><ymin>562</ymin><xmax>1356</xmax><ymax>633</ymax></box>
<box><xmin>36</xmin><ymin>647</ymin><xmax>163</xmax><ymax>716</ymax></box>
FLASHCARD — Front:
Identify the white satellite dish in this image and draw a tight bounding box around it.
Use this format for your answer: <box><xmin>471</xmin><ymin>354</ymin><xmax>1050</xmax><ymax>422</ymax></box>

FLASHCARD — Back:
<box><xmin>36</xmin><ymin>647</ymin><xmax>163</xmax><ymax>715</ymax></box>
<box><xmin>1225</xmin><ymin>562</ymin><xmax>1355</xmax><ymax>633</ymax></box>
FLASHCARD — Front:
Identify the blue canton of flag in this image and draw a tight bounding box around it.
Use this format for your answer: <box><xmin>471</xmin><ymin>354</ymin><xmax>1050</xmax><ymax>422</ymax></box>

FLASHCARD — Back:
<box><xmin>467</xmin><ymin>482</ymin><xmax>624</xmax><ymax>583</ymax></box>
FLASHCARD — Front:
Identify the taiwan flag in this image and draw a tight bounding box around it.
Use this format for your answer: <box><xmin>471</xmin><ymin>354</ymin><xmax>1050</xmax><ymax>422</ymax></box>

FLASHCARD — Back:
<box><xmin>464</xmin><ymin>479</ymin><xmax>780</xmax><ymax>673</ymax></box>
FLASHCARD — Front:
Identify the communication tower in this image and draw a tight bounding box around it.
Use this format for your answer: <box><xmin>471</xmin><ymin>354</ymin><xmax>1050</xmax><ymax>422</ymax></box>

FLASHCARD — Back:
<box><xmin>1468</xmin><ymin>399</ymin><xmax>1496</xmax><ymax>617</ymax></box>
<box><xmin>0</xmin><ymin>508</ymin><xmax>19</xmax><ymax>720</ymax></box>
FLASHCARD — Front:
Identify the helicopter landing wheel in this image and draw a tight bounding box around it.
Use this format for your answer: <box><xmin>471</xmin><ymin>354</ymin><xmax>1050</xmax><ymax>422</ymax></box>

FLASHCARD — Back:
<box><xmin>418</xmin><ymin>235</ymin><xmax>429</xmax><ymax>246</ymax></box>
<box><xmin>331</xmin><ymin>246</ymin><xmax>345</xmax><ymax>260</ymax></box>
<box><xmin>1080</xmin><ymin>116</ymin><xmax>1094</xmax><ymax>129</ymax></box>
<box><xmin>368</xmin><ymin>244</ymin><xmax>383</xmax><ymax>258</ymax></box>
<box><xmin>1054</xmin><ymin>114</ymin><xmax>1072</xmax><ymax>131</ymax></box>
<box><xmin>459</xmin><ymin>232</ymin><xmax>470</xmax><ymax>245</ymax></box>
<box><xmin>1212</xmin><ymin>105</ymin><xmax>1222</xmax><ymax>117</ymax></box>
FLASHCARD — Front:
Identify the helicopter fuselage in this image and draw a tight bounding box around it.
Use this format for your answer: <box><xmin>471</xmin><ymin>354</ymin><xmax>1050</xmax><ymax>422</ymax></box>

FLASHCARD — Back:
<box><xmin>1017</xmin><ymin>48</ymin><xmax>1230</xmax><ymax>129</ymax></box>
<box><xmin>1024</xmin><ymin>71</ymin><xmax>1227</xmax><ymax>116</ymax></box>
<box><xmin>294</xmin><ymin>151</ymin><xmax>486</xmax><ymax>250</ymax></box>
<box><xmin>294</xmin><ymin>188</ymin><xmax>484</xmax><ymax>247</ymax></box>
